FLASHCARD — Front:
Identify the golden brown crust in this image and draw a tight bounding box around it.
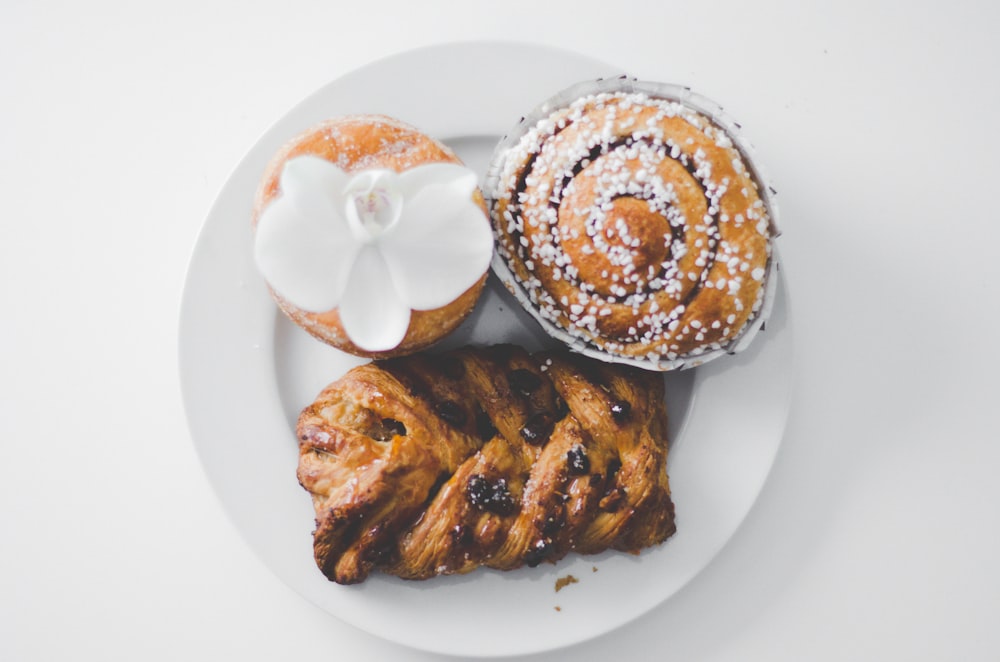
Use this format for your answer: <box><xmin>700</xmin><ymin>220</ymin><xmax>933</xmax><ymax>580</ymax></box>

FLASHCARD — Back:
<box><xmin>296</xmin><ymin>345</ymin><xmax>675</xmax><ymax>584</ymax></box>
<box><xmin>489</xmin><ymin>92</ymin><xmax>774</xmax><ymax>366</ymax></box>
<box><xmin>252</xmin><ymin>115</ymin><xmax>489</xmax><ymax>358</ymax></box>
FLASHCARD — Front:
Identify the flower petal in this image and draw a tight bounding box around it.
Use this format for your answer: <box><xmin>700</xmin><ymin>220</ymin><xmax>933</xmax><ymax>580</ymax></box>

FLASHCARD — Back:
<box><xmin>280</xmin><ymin>155</ymin><xmax>351</xmax><ymax>219</ymax></box>
<box><xmin>344</xmin><ymin>169</ymin><xmax>400</xmax><ymax>196</ymax></box>
<box><xmin>254</xmin><ymin>195</ymin><xmax>362</xmax><ymax>313</ymax></box>
<box><xmin>380</xmin><ymin>186</ymin><xmax>493</xmax><ymax>310</ymax></box>
<box><xmin>396</xmin><ymin>163</ymin><xmax>478</xmax><ymax>201</ymax></box>
<box><xmin>338</xmin><ymin>245</ymin><xmax>411</xmax><ymax>351</ymax></box>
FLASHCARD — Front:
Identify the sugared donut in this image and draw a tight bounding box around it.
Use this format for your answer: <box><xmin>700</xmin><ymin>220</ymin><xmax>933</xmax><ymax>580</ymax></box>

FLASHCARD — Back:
<box><xmin>253</xmin><ymin>115</ymin><xmax>493</xmax><ymax>358</ymax></box>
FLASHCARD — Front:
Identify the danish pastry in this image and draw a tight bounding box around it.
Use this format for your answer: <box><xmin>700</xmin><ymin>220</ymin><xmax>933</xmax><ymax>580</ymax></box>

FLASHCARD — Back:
<box><xmin>253</xmin><ymin>115</ymin><xmax>493</xmax><ymax>358</ymax></box>
<box><xmin>296</xmin><ymin>344</ymin><xmax>675</xmax><ymax>584</ymax></box>
<box><xmin>486</xmin><ymin>79</ymin><xmax>779</xmax><ymax>370</ymax></box>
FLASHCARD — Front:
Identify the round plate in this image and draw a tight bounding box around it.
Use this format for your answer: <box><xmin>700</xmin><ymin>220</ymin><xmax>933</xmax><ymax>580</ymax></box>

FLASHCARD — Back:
<box><xmin>179</xmin><ymin>42</ymin><xmax>794</xmax><ymax>658</ymax></box>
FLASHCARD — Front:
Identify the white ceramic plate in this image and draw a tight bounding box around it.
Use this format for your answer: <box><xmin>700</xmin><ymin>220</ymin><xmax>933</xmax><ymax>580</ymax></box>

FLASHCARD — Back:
<box><xmin>179</xmin><ymin>42</ymin><xmax>794</xmax><ymax>658</ymax></box>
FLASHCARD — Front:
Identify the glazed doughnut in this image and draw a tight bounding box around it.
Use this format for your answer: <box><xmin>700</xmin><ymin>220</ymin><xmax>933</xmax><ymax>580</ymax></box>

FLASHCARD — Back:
<box><xmin>486</xmin><ymin>80</ymin><xmax>778</xmax><ymax>370</ymax></box>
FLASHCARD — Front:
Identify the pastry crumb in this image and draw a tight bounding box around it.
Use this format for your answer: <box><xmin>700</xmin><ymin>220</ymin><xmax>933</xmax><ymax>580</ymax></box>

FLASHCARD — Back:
<box><xmin>555</xmin><ymin>574</ymin><xmax>579</xmax><ymax>592</ymax></box>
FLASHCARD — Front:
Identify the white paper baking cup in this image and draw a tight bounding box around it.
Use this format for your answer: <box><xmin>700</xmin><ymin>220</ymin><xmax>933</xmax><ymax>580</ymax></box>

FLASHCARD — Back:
<box><xmin>484</xmin><ymin>76</ymin><xmax>781</xmax><ymax>371</ymax></box>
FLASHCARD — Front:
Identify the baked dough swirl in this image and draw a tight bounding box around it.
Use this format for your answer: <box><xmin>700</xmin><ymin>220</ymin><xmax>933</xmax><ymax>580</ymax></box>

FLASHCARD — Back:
<box><xmin>487</xmin><ymin>82</ymin><xmax>777</xmax><ymax>369</ymax></box>
<box><xmin>296</xmin><ymin>344</ymin><xmax>675</xmax><ymax>584</ymax></box>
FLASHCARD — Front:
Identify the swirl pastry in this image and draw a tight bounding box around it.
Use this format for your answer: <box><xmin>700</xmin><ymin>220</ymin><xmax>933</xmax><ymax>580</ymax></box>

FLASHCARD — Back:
<box><xmin>486</xmin><ymin>79</ymin><xmax>779</xmax><ymax>370</ymax></box>
<box><xmin>296</xmin><ymin>344</ymin><xmax>675</xmax><ymax>584</ymax></box>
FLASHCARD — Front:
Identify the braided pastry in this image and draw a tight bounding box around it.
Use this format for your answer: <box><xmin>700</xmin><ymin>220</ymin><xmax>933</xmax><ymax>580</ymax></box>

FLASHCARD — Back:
<box><xmin>296</xmin><ymin>344</ymin><xmax>675</xmax><ymax>584</ymax></box>
<box><xmin>487</xmin><ymin>80</ymin><xmax>778</xmax><ymax>370</ymax></box>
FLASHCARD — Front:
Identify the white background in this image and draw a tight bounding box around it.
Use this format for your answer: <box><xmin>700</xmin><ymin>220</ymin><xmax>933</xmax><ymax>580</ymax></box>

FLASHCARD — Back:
<box><xmin>3</xmin><ymin>1</ymin><xmax>999</xmax><ymax>660</ymax></box>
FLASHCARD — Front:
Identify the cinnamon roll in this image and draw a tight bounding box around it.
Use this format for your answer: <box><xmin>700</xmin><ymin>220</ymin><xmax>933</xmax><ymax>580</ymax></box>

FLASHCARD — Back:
<box><xmin>486</xmin><ymin>79</ymin><xmax>779</xmax><ymax>370</ymax></box>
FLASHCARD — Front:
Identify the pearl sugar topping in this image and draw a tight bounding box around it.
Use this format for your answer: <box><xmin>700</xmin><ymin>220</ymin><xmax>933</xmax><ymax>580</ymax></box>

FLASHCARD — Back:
<box><xmin>488</xmin><ymin>85</ymin><xmax>776</xmax><ymax>368</ymax></box>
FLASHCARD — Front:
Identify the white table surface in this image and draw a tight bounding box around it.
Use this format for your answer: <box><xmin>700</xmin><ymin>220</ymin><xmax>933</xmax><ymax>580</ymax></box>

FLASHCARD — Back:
<box><xmin>3</xmin><ymin>1</ymin><xmax>999</xmax><ymax>660</ymax></box>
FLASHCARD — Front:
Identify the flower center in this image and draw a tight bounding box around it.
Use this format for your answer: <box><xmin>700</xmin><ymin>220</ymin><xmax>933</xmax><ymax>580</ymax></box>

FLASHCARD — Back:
<box><xmin>350</xmin><ymin>187</ymin><xmax>400</xmax><ymax>241</ymax></box>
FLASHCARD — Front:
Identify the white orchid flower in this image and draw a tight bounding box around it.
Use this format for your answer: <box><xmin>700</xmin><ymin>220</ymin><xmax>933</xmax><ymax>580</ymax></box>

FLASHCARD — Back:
<box><xmin>254</xmin><ymin>156</ymin><xmax>493</xmax><ymax>351</ymax></box>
